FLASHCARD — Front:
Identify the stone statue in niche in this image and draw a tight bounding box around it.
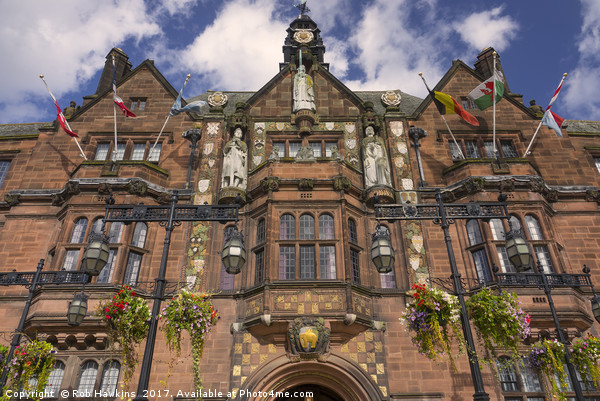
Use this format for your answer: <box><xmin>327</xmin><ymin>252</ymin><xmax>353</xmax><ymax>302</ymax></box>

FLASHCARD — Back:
<box><xmin>221</xmin><ymin>128</ymin><xmax>248</xmax><ymax>190</ymax></box>
<box><xmin>362</xmin><ymin>126</ymin><xmax>391</xmax><ymax>188</ymax></box>
<box><xmin>293</xmin><ymin>64</ymin><xmax>315</xmax><ymax>112</ymax></box>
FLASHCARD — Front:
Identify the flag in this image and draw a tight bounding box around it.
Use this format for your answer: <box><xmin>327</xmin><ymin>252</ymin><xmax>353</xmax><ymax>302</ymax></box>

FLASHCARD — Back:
<box><xmin>547</xmin><ymin>76</ymin><xmax>565</xmax><ymax>109</ymax></box>
<box><xmin>542</xmin><ymin>109</ymin><xmax>564</xmax><ymax>137</ymax></box>
<box><xmin>112</xmin><ymin>56</ymin><xmax>136</xmax><ymax>118</ymax></box>
<box><xmin>53</xmin><ymin>101</ymin><xmax>79</xmax><ymax>137</ymax></box>
<box><xmin>467</xmin><ymin>71</ymin><xmax>505</xmax><ymax>110</ymax></box>
<box><xmin>169</xmin><ymin>94</ymin><xmax>208</xmax><ymax>116</ymax></box>
<box><xmin>430</xmin><ymin>90</ymin><xmax>479</xmax><ymax>126</ymax></box>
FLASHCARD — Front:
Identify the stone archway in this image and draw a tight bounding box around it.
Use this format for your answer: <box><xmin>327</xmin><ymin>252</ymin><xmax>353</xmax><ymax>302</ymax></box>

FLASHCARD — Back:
<box><xmin>235</xmin><ymin>354</ymin><xmax>383</xmax><ymax>401</ymax></box>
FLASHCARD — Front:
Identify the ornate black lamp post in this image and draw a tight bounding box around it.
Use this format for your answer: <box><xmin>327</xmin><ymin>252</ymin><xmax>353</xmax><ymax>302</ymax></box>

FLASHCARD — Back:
<box><xmin>496</xmin><ymin>223</ymin><xmax>600</xmax><ymax>401</ymax></box>
<box><xmin>101</xmin><ymin>192</ymin><xmax>242</xmax><ymax>401</ymax></box>
<box><xmin>408</xmin><ymin>126</ymin><xmax>428</xmax><ymax>188</ymax></box>
<box><xmin>0</xmin><ymin>260</ymin><xmax>89</xmax><ymax>394</ymax></box>
<box><xmin>182</xmin><ymin>129</ymin><xmax>203</xmax><ymax>190</ymax></box>
<box><xmin>374</xmin><ymin>190</ymin><xmax>512</xmax><ymax>401</ymax></box>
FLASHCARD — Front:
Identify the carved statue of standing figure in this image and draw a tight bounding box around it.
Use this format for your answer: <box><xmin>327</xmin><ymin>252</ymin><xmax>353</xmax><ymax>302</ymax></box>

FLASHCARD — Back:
<box><xmin>362</xmin><ymin>126</ymin><xmax>391</xmax><ymax>188</ymax></box>
<box><xmin>293</xmin><ymin>64</ymin><xmax>315</xmax><ymax>112</ymax></box>
<box><xmin>221</xmin><ymin>128</ymin><xmax>248</xmax><ymax>190</ymax></box>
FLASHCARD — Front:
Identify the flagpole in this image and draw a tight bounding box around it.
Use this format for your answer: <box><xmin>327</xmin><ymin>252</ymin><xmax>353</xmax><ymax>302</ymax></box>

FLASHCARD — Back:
<box><xmin>39</xmin><ymin>75</ymin><xmax>87</xmax><ymax>160</ymax></box>
<box><xmin>523</xmin><ymin>73</ymin><xmax>567</xmax><ymax>157</ymax></box>
<box><xmin>492</xmin><ymin>51</ymin><xmax>498</xmax><ymax>160</ymax></box>
<box><xmin>419</xmin><ymin>72</ymin><xmax>465</xmax><ymax>159</ymax></box>
<box><xmin>111</xmin><ymin>55</ymin><xmax>119</xmax><ymax>162</ymax></box>
<box><xmin>148</xmin><ymin>74</ymin><xmax>191</xmax><ymax>161</ymax></box>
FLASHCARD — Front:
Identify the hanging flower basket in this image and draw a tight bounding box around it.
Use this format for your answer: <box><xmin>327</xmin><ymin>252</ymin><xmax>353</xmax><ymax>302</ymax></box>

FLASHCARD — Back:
<box><xmin>96</xmin><ymin>285</ymin><xmax>150</xmax><ymax>387</ymax></box>
<box><xmin>570</xmin><ymin>334</ymin><xmax>600</xmax><ymax>389</ymax></box>
<box><xmin>160</xmin><ymin>290</ymin><xmax>219</xmax><ymax>397</ymax></box>
<box><xmin>400</xmin><ymin>284</ymin><xmax>465</xmax><ymax>369</ymax></box>
<box><xmin>526</xmin><ymin>338</ymin><xmax>568</xmax><ymax>400</ymax></box>
<box><xmin>466</xmin><ymin>288</ymin><xmax>531</xmax><ymax>361</ymax></box>
<box><xmin>2</xmin><ymin>340</ymin><xmax>56</xmax><ymax>401</ymax></box>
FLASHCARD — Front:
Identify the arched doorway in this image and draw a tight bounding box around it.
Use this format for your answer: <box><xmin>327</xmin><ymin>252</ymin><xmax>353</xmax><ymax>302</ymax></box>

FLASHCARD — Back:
<box><xmin>274</xmin><ymin>384</ymin><xmax>344</xmax><ymax>401</ymax></box>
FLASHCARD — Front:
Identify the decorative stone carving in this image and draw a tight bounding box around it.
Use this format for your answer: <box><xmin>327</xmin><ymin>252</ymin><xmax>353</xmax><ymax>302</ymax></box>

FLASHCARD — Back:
<box><xmin>261</xmin><ymin>176</ymin><xmax>280</xmax><ymax>192</ymax></box>
<box><xmin>97</xmin><ymin>183</ymin><xmax>112</xmax><ymax>194</ymax></box>
<box><xmin>293</xmin><ymin>65</ymin><xmax>315</xmax><ymax>112</ymax></box>
<box><xmin>333</xmin><ymin>176</ymin><xmax>351</xmax><ymax>193</ymax></box>
<box><xmin>298</xmin><ymin>179</ymin><xmax>314</xmax><ymax>191</ymax></box>
<box><xmin>330</xmin><ymin>145</ymin><xmax>343</xmax><ymax>161</ymax></box>
<box><xmin>294</xmin><ymin>30</ymin><xmax>314</xmax><ymax>44</ymax></box>
<box><xmin>52</xmin><ymin>181</ymin><xmax>81</xmax><ymax>206</ymax></box>
<box><xmin>127</xmin><ymin>180</ymin><xmax>147</xmax><ymax>196</ymax></box>
<box><xmin>381</xmin><ymin>91</ymin><xmax>402</xmax><ymax>107</ymax></box>
<box><xmin>221</xmin><ymin>128</ymin><xmax>248</xmax><ymax>190</ymax></box>
<box><xmin>288</xmin><ymin>317</ymin><xmax>330</xmax><ymax>355</ymax></box>
<box><xmin>157</xmin><ymin>192</ymin><xmax>172</xmax><ymax>204</ymax></box>
<box><xmin>228</xmin><ymin>102</ymin><xmax>249</xmax><ymax>132</ymax></box>
<box><xmin>362</xmin><ymin>126</ymin><xmax>392</xmax><ymax>188</ymax></box>
<box><xmin>4</xmin><ymin>194</ymin><xmax>20</xmax><ymax>206</ymax></box>
<box><xmin>361</xmin><ymin>102</ymin><xmax>383</xmax><ymax>133</ymax></box>
<box><xmin>207</xmin><ymin>91</ymin><xmax>228</xmax><ymax>108</ymax></box>
<box><xmin>295</xmin><ymin>145</ymin><xmax>315</xmax><ymax>162</ymax></box>
<box><xmin>268</xmin><ymin>147</ymin><xmax>280</xmax><ymax>162</ymax></box>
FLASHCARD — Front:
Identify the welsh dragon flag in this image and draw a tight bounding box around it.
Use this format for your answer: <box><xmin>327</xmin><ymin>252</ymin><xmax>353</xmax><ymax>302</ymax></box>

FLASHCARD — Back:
<box><xmin>467</xmin><ymin>71</ymin><xmax>505</xmax><ymax>110</ymax></box>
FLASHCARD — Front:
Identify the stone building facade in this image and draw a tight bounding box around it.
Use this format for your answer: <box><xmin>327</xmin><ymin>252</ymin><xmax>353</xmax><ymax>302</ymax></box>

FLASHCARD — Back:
<box><xmin>1</xmin><ymin>12</ymin><xmax>600</xmax><ymax>401</ymax></box>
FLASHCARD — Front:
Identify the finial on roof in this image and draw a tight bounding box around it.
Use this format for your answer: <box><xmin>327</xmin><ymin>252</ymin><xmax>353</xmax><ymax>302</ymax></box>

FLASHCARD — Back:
<box><xmin>294</xmin><ymin>0</ymin><xmax>310</xmax><ymax>16</ymax></box>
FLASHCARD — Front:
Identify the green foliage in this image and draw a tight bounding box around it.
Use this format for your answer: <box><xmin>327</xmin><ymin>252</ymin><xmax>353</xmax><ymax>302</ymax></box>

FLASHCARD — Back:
<box><xmin>160</xmin><ymin>290</ymin><xmax>219</xmax><ymax>398</ymax></box>
<box><xmin>526</xmin><ymin>339</ymin><xmax>568</xmax><ymax>400</ymax></box>
<box><xmin>96</xmin><ymin>285</ymin><xmax>150</xmax><ymax>387</ymax></box>
<box><xmin>401</xmin><ymin>284</ymin><xmax>465</xmax><ymax>369</ymax></box>
<box><xmin>466</xmin><ymin>288</ymin><xmax>531</xmax><ymax>361</ymax></box>
<box><xmin>1</xmin><ymin>340</ymin><xmax>56</xmax><ymax>401</ymax></box>
<box><xmin>0</xmin><ymin>344</ymin><xmax>8</xmax><ymax>373</ymax></box>
<box><xmin>570</xmin><ymin>335</ymin><xmax>600</xmax><ymax>389</ymax></box>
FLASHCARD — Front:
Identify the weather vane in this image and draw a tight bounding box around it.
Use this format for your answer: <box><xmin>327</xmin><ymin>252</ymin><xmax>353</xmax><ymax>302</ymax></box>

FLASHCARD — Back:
<box><xmin>294</xmin><ymin>0</ymin><xmax>310</xmax><ymax>16</ymax></box>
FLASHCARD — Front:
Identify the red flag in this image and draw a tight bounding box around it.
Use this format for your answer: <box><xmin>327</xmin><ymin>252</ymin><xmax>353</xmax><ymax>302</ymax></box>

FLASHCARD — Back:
<box><xmin>112</xmin><ymin>55</ymin><xmax>136</xmax><ymax>117</ymax></box>
<box><xmin>53</xmin><ymin>101</ymin><xmax>79</xmax><ymax>137</ymax></box>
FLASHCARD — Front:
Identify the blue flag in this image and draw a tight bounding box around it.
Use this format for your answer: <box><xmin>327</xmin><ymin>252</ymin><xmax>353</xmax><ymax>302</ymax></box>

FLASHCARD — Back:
<box><xmin>170</xmin><ymin>94</ymin><xmax>207</xmax><ymax>116</ymax></box>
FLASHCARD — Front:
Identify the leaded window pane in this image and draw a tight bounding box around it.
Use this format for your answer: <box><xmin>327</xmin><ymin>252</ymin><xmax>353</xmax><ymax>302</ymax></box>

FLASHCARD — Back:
<box><xmin>497</xmin><ymin>246</ymin><xmax>516</xmax><ymax>273</ymax></box>
<box><xmin>473</xmin><ymin>249</ymin><xmax>492</xmax><ymax>282</ymax></box>
<box><xmin>279</xmin><ymin>246</ymin><xmax>295</xmax><ymax>280</ymax></box>
<box><xmin>0</xmin><ymin>161</ymin><xmax>11</xmax><ymax>188</ymax></box>
<box><xmin>273</xmin><ymin>142</ymin><xmax>285</xmax><ymax>158</ymax></box>
<box><xmin>520</xmin><ymin>358</ymin><xmax>542</xmax><ymax>392</ymax></box>
<box><xmin>289</xmin><ymin>142</ymin><xmax>301</xmax><ymax>157</ymax></box>
<box><xmin>131</xmin><ymin>222</ymin><xmax>147</xmax><ymax>248</ymax></box>
<box><xmin>534</xmin><ymin>245</ymin><xmax>554</xmax><ymax>273</ymax></box>
<box><xmin>351</xmin><ymin>249</ymin><xmax>360</xmax><ymax>284</ymax></box>
<box><xmin>525</xmin><ymin>215</ymin><xmax>544</xmax><ymax>240</ymax></box>
<box><xmin>349</xmin><ymin>218</ymin><xmax>358</xmax><ymax>244</ymax></box>
<box><xmin>63</xmin><ymin>250</ymin><xmax>80</xmax><ymax>271</ymax></box>
<box><xmin>465</xmin><ymin>140</ymin><xmax>480</xmax><ymax>158</ymax></box>
<box><xmin>255</xmin><ymin>249</ymin><xmax>264</xmax><ymax>285</ymax></box>
<box><xmin>280</xmin><ymin>215</ymin><xmax>295</xmax><ymax>240</ymax></box>
<box><xmin>70</xmin><ymin>218</ymin><xmax>88</xmax><ymax>243</ymax></box>
<box><xmin>131</xmin><ymin>143</ymin><xmax>146</xmax><ymax>160</ymax></box>
<box><xmin>148</xmin><ymin>143</ymin><xmax>162</xmax><ymax>162</ymax></box>
<box><xmin>124</xmin><ymin>252</ymin><xmax>142</xmax><ymax>286</ymax></box>
<box><xmin>256</xmin><ymin>219</ymin><xmax>265</xmax><ymax>243</ymax></box>
<box><xmin>95</xmin><ymin>143</ymin><xmax>110</xmax><ymax>161</ymax></box>
<box><xmin>97</xmin><ymin>249</ymin><xmax>117</xmax><ymax>283</ymax></box>
<box><xmin>91</xmin><ymin>218</ymin><xmax>104</xmax><ymax>236</ymax></box>
<box><xmin>466</xmin><ymin>220</ymin><xmax>483</xmax><ymax>246</ymax></box>
<box><xmin>489</xmin><ymin>219</ymin><xmax>505</xmax><ymax>240</ymax></box>
<box><xmin>509</xmin><ymin>215</ymin><xmax>522</xmax><ymax>233</ymax></box>
<box><xmin>595</xmin><ymin>157</ymin><xmax>600</xmax><ymax>173</ymax></box>
<box><xmin>108</xmin><ymin>222</ymin><xmax>124</xmax><ymax>243</ymax></box>
<box><xmin>449</xmin><ymin>142</ymin><xmax>463</xmax><ymax>160</ymax></box>
<box><xmin>44</xmin><ymin>360</ymin><xmax>65</xmax><ymax>397</ymax></box>
<box><xmin>325</xmin><ymin>142</ymin><xmax>337</xmax><ymax>157</ymax></box>
<box><xmin>77</xmin><ymin>361</ymin><xmax>98</xmax><ymax>393</ymax></box>
<box><xmin>497</xmin><ymin>357</ymin><xmax>519</xmax><ymax>392</ymax></box>
<box><xmin>300</xmin><ymin>245</ymin><xmax>316</xmax><ymax>279</ymax></box>
<box><xmin>501</xmin><ymin>140</ymin><xmax>518</xmax><ymax>158</ymax></box>
<box><xmin>380</xmin><ymin>269</ymin><xmax>396</xmax><ymax>288</ymax></box>
<box><xmin>99</xmin><ymin>360</ymin><xmax>120</xmax><ymax>394</ymax></box>
<box><xmin>113</xmin><ymin>143</ymin><xmax>126</xmax><ymax>161</ymax></box>
<box><xmin>309</xmin><ymin>142</ymin><xmax>322</xmax><ymax>157</ymax></box>
<box><xmin>299</xmin><ymin>214</ymin><xmax>315</xmax><ymax>240</ymax></box>
<box><xmin>484</xmin><ymin>141</ymin><xmax>495</xmax><ymax>157</ymax></box>
<box><xmin>318</xmin><ymin>214</ymin><xmax>334</xmax><ymax>240</ymax></box>
<box><xmin>319</xmin><ymin>246</ymin><xmax>336</xmax><ymax>279</ymax></box>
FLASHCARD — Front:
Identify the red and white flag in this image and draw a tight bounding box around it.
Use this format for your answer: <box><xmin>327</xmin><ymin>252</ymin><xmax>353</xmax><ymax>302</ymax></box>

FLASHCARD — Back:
<box><xmin>53</xmin><ymin>101</ymin><xmax>79</xmax><ymax>137</ymax></box>
<box><xmin>112</xmin><ymin>55</ymin><xmax>136</xmax><ymax>117</ymax></box>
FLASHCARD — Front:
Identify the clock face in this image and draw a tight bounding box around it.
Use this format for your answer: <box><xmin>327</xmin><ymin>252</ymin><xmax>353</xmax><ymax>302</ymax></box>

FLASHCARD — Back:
<box><xmin>294</xmin><ymin>30</ymin><xmax>314</xmax><ymax>44</ymax></box>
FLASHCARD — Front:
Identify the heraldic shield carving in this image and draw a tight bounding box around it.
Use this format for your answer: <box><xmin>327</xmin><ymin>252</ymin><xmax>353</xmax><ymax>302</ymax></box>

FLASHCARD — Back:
<box><xmin>288</xmin><ymin>317</ymin><xmax>330</xmax><ymax>360</ymax></box>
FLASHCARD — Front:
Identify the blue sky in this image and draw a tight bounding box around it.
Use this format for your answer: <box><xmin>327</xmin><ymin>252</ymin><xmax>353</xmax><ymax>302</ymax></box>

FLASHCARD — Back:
<box><xmin>0</xmin><ymin>0</ymin><xmax>598</xmax><ymax>124</ymax></box>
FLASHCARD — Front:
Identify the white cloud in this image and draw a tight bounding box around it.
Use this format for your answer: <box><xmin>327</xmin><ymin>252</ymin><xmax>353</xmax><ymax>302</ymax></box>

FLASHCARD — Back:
<box><xmin>564</xmin><ymin>0</ymin><xmax>600</xmax><ymax>119</ymax></box>
<box><xmin>453</xmin><ymin>6</ymin><xmax>518</xmax><ymax>52</ymax></box>
<box><xmin>0</xmin><ymin>0</ymin><xmax>160</xmax><ymax>123</ymax></box>
<box><xmin>172</xmin><ymin>0</ymin><xmax>288</xmax><ymax>91</ymax></box>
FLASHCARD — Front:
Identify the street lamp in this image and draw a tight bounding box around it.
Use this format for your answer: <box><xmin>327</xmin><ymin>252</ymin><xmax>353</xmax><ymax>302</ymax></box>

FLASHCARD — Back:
<box><xmin>222</xmin><ymin>225</ymin><xmax>246</xmax><ymax>275</ymax></box>
<box><xmin>0</xmin><ymin>260</ymin><xmax>89</xmax><ymax>395</ymax></box>
<box><xmin>373</xmin><ymin>190</ymin><xmax>512</xmax><ymax>401</ymax></box>
<box><xmin>504</xmin><ymin>229</ymin><xmax>533</xmax><ymax>272</ymax></box>
<box><xmin>408</xmin><ymin>126</ymin><xmax>428</xmax><ymax>188</ymax></box>
<box><xmin>101</xmin><ymin>192</ymin><xmax>240</xmax><ymax>401</ymax></box>
<box><xmin>80</xmin><ymin>232</ymin><xmax>110</xmax><ymax>276</ymax></box>
<box><xmin>370</xmin><ymin>224</ymin><xmax>395</xmax><ymax>274</ymax></box>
